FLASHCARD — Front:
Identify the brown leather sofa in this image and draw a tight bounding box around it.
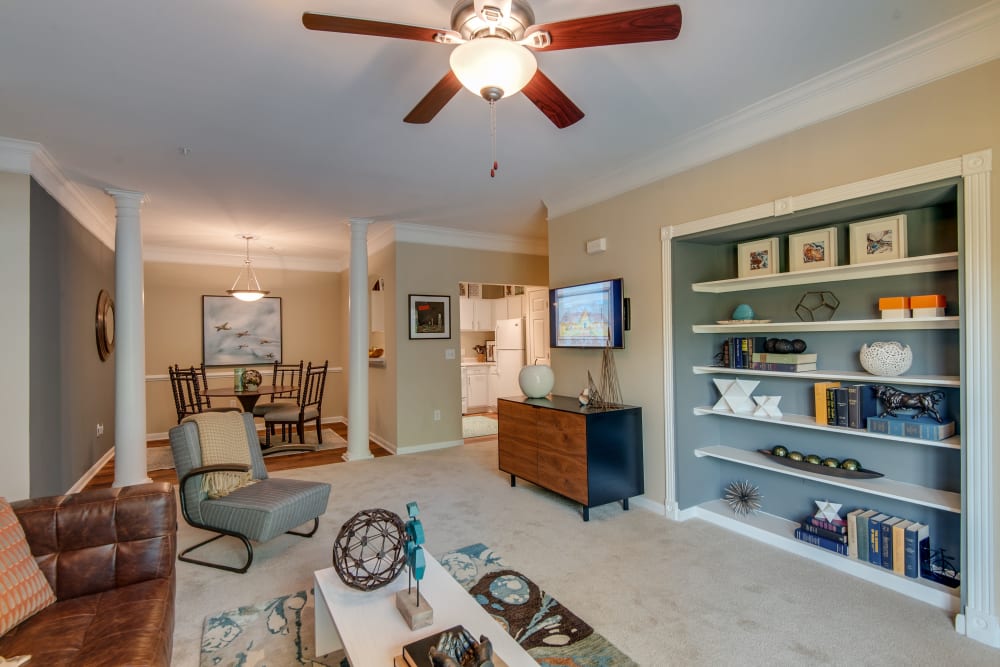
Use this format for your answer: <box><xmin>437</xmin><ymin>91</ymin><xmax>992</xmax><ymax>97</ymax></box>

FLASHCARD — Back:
<box><xmin>0</xmin><ymin>483</ymin><xmax>176</xmax><ymax>666</ymax></box>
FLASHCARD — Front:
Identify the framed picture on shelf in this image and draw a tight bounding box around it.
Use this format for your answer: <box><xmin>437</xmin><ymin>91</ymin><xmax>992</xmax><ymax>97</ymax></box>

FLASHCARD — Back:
<box><xmin>408</xmin><ymin>294</ymin><xmax>451</xmax><ymax>339</ymax></box>
<box><xmin>737</xmin><ymin>237</ymin><xmax>780</xmax><ymax>278</ymax></box>
<box><xmin>849</xmin><ymin>214</ymin><xmax>907</xmax><ymax>264</ymax></box>
<box><xmin>788</xmin><ymin>227</ymin><xmax>838</xmax><ymax>272</ymax></box>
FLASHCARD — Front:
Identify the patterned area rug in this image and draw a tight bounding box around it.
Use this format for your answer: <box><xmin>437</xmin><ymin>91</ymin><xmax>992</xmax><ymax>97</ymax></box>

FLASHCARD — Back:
<box><xmin>147</xmin><ymin>428</ymin><xmax>346</xmax><ymax>471</ymax></box>
<box><xmin>462</xmin><ymin>415</ymin><xmax>499</xmax><ymax>438</ymax></box>
<box><xmin>199</xmin><ymin>544</ymin><xmax>635</xmax><ymax>667</ymax></box>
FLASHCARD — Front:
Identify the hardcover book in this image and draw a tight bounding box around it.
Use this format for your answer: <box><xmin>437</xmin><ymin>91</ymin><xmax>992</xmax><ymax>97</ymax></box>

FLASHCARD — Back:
<box><xmin>867</xmin><ymin>514</ymin><xmax>890</xmax><ymax>565</ymax></box>
<box><xmin>749</xmin><ymin>361</ymin><xmax>817</xmax><ymax>372</ymax></box>
<box><xmin>904</xmin><ymin>523</ymin><xmax>930</xmax><ymax>579</ymax></box>
<box><xmin>814</xmin><ymin>382</ymin><xmax>841</xmax><ymax>425</ymax></box>
<box><xmin>846</xmin><ymin>383</ymin><xmax>879</xmax><ymax>429</ymax></box>
<box><xmin>835</xmin><ymin>387</ymin><xmax>850</xmax><ymax>427</ymax></box>
<box><xmin>826</xmin><ymin>386</ymin><xmax>839</xmax><ymax>425</ymax></box>
<box><xmin>794</xmin><ymin>527</ymin><xmax>849</xmax><ymax>555</ymax></box>
<box><xmin>866</xmin><ymin>416</ymin><xmax>956</xmax><ymax>441</ymax></box>
<box><xmin>846</xmin><ymin>509</ymin><xmax>865</xmax><ymax>559</ymax></box>
<box><xmin>880</xmin><ymin>517</ymin><xmax>904</xmax><ymax>570</ymax></box>
<box><xmin>805</xmin><ymin>515</ymin><xmax>848</xmax><ymax>534</ymax></box>
<box><xmin>751</xmin><ymin>352</ymin><xmax>818</xmax><ymax>363</ymax></box>
<box><xmin>856</xmin><ymin>510</ymin><xmax>878</xmax><ymax>561</ymax></box>
<box><xmin>798</xmin><ymin>521</ymin><xmax>848</xmax><ymax>544</ymax></box>
<box><xmin>892</xmin><ymin>520</ymin><xmax>913</xmax><ymax>575</ymax></box>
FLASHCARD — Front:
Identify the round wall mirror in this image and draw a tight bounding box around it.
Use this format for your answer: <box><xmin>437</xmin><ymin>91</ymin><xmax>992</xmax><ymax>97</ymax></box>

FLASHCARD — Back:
<box><xmin>96</xmin><ymin>289</ymin><xmax>115</xmax><ymax>361</ymax></box>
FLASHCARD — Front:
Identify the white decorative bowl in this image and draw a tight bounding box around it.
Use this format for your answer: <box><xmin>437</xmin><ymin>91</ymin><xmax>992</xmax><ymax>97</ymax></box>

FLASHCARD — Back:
<box><xmin>518</xmin><ymin>364</ymin><xmax>555</xmax><ymax>398</ymax></box>
<box><xmin>859</xmin><ymin>341</ymin><xmax>913</xmax><ymax>376</ymax></box>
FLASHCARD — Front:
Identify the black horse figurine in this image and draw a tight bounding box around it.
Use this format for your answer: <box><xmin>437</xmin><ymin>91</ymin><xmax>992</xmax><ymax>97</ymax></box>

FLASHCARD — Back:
<box><xmin>873</xmin><ymin>384</ymin><xmax>945</xmax><ymax>422</ymax></box>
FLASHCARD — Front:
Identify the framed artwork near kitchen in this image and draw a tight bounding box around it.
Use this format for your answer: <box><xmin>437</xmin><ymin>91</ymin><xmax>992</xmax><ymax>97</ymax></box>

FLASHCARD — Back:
<box><xmin>409</xmin><ymin>294</ymin><xmax>451</xmax><ymax>339</ymax></box>
<box><xmin>486</xmin><ymin>340</ymin><xmax>496</xmax><ymax>361</ymax></box>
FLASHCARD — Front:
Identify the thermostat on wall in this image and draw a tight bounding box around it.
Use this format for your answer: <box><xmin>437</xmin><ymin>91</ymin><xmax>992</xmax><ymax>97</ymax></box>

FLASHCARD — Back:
<box><xmin>586</xmin><ymin>237</ymin><xmax>607</xmax><ymax>254</ymax></box>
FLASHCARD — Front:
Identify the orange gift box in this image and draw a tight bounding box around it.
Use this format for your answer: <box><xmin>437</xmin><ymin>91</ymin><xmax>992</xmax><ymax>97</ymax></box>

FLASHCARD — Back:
<box><xmin>911</xmin><ymin>294</ymin><xmax>946</xmax><ymax>308</ymax></box>
<box><xmin>878</xmin><ymin>296</ymin><xmax>910</xmax><ymax>310</ymax></box>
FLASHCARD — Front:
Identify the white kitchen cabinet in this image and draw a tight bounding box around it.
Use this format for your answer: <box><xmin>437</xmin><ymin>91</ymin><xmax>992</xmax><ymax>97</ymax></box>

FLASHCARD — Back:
<box><xmin>465</xmin><ymin>365</ymin><xmax>489</xmax><ymax>412</ymax></box>
<box><xmin>459</xmin><ymin>296</ymin><xmax>474</xmax><ymax>331</ymax></box>
<box><xmin>473</xmin><ymin>298</ymin><xmax>492</xmax><ymax>331</ymax></box>
<box><xmin>487</xmin><ymin>365</ymin><xmax>499</xmax><ymax>409</ymax></box>
<box><xmin>491</xmin><ymin>297</ymin><xmax>507</xmax><ymax>326</ymax></box>
<box><xmin>506</xmin><ymin>294</ymin><xmax>523</xmax><ymax>320</ymax></box>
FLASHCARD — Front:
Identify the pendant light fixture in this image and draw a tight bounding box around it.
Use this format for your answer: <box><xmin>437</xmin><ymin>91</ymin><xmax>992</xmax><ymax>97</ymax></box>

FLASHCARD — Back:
<box><xmin>227</xmin><ymin>234</ymin><xmax>270</xmax><ymax>302</ymax></box>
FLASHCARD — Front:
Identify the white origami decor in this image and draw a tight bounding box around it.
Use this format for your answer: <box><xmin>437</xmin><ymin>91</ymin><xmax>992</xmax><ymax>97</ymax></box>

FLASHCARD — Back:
<box><xmin>752</xmin><ymin>395</ymin><xmax>783</xmax><ymax>418</ymax></box>
<box><xmin>712</xmin><ymin>379</ymin><xmax>759</xmax><ymax>414</ymax></box>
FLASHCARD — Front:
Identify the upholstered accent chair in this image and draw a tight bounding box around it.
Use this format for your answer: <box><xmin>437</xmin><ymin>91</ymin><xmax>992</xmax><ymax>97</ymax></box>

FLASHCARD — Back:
<box><xmin>168</xmin><ymin>412</ymin><xmax>331</xmax><ymax>573</ymax></box>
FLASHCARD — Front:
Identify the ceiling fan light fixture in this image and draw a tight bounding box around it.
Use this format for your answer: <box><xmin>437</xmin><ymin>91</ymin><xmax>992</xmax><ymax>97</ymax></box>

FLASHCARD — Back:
<box><xmin>449</xmin><ymin>37</ymin><xmax>537</xmax><ymax>100</ymax></box>
<box><xmin>227</xmin><ymin>234</ymin><xmax>270</xmax><ymax>302</ymax></box>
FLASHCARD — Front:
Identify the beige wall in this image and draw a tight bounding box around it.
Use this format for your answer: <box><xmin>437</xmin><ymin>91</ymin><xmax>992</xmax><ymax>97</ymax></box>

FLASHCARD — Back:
<box><xmin>0</xmin><ymin>172</ymin><xmax>31</xmax><ymax>499</ymax></box>
<box><xmin>144</xmin><ymin>261</ymin><xmax>346</xmax><ymax>435</ymax></box>
<box><xmin>548</xmin><ymin>60</ymin><xmax>1000</xmax><ymax>508</ymax></box>
<box><xmin>389</xmin><ymin>242</ymin><xmax>547</xmax><ymax>450</ymax></box>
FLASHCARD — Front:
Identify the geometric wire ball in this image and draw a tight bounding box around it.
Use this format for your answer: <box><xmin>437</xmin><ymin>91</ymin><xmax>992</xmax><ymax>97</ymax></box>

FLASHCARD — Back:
<box><xmin>332</xmin><ymin>508</ymin><xmax>407</xmax><ymax>591</ymax></box>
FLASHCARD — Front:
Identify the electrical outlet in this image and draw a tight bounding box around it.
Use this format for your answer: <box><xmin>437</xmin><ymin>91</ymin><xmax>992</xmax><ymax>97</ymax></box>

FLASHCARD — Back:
<box><xmin>95</xmin><ymin>423</ymin><xmax>104</xmax><ymax>437</ymax></box>
<box><xmin>433</xmin><ymin>409</ymin><xmax>441</xmax><ymax>421</ymax></box>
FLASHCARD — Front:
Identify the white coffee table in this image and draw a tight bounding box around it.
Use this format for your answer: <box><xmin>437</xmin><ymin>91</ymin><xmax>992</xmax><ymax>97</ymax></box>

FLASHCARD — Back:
<box><xmin>314</xmin><ymin>552</ymin><xmax>537</xmax><ymax>666</ymax></box>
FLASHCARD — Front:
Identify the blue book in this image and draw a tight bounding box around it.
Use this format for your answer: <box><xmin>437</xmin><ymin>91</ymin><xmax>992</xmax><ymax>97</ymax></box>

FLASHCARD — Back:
<box><xmin>794</xmin><ymin>528</ymin><xmax>849</xmax><ymax>555</ymax></box>
<box><xmin>867</xmin><ymin>514</ymin><xmax>889</xmax><ymax>565</ymax></box>
<box><xmin>847</xmin><ymin>383</ymin><xmax>879</xmax><ymax>429</ymax></box>
<box><xmin>835</xmin><ymin>388</ymin><xmax>849</xmax><ymax>427</ymax></box>
<box><xmin>867</xmin><ymin>416</ymin><xmax>955</xmax><ymax>441</ymax></box>
<box><xmin>880</xmin><ymin>517</ymin><xmax>903</xmax><ymax>570</ymax></box>
<box><xmin>904</xmin><ymin>522</ymin><xmax>930</xmax><ymax>578</ymax></box>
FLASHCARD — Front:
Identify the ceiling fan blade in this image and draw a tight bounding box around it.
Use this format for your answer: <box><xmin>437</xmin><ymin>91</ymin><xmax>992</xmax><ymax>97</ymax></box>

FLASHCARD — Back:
<box><xmin>404</xmin><ymin>71</ymin><xmax>463</xmax><ymax>124</ymax></box>
<box><xmin>521</xmin><ymin>70</ymin><xmax>584</xmax><ymax>129</ymax></box>
<box><xmin>527</xmin><ymin>4</ymin><xmax>682</xmax><ymax>51</ymax></box>
<box><xmin>302</xmin><ymin>12</ymin><xmax>444</xmax><ymax>43</ymax></box>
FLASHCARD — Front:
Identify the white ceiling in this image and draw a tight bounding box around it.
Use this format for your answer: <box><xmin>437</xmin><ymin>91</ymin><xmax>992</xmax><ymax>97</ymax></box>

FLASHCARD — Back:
<box><xmin>1</xmin><ymin>1</ymin><xmax>996</xmax><ymax>270</ymax></box>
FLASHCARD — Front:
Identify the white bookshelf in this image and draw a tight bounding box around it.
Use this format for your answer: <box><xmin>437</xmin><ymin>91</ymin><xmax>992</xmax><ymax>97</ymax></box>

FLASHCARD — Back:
<box><xmin>692</xmin><ymin>407</ymin><xmax>961</xmax><ymax>450</ymax></box>
<box><xmin>691</xmin><ymin>252</ymin><xmax>958</xmax><ymax>293</ymax></box>
<box><xmin>693</xmin><ymin>317</ymin><xmax>959</xmax><ymax>334</ymax></box>
<box><xmin>692</xmin><ymin>365</ymin><xmax>960</xmax><ymax>387</ymax></box>
<box><xmin>694</xmin><ymin>445</ymin><xmax>961</xmax><ymax>512</ymax></box>
<box><xmin>692</xmin><ymin>499</ymin><xmax>959</xmax><ymax>611</ymax></box>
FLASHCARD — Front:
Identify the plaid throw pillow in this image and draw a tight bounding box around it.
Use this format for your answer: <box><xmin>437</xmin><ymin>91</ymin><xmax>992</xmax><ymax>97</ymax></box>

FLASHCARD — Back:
<box><xmin>0</xmin><ymin>497</ymin><xmax>56</xmax><ymax>637</ymax></box>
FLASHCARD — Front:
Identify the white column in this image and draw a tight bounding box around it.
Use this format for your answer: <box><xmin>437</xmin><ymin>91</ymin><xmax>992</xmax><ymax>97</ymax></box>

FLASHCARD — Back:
<box><xmin>345</xmin><ymin>218</ymin><xmax>374</xmax><ymax>461</ymax></box>
<box><xmin>106</xmin><ymin>188</ymin><xmax>152</xmax><ymax>487</ymax></box>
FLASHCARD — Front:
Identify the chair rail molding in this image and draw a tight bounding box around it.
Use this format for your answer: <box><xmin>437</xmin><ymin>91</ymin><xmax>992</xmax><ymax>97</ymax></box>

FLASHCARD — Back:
<box><xmin>660</xmin><ymin>149</ymin><xmax>996</xmax><ymax>647</ymax></box>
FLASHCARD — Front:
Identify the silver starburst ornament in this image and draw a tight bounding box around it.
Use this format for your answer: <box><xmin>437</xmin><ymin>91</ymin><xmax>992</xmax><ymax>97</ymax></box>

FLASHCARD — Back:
<box><xmin>724</xmin><ymin>480</ymin><xmax>762</xmax><ymax>516</ymax></box>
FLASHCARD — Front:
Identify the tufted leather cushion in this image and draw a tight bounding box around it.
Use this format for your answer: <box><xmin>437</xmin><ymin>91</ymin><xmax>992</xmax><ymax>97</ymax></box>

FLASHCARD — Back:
<box><xmin>0</xmin><ymin>483</ymin><xmax>176</xmax><ymax>666</ymax></box>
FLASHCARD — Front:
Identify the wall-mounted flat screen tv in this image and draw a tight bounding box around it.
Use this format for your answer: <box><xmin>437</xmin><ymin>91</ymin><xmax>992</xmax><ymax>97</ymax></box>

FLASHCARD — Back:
<box><xmin>549</xmin><ymin>277</ymin><xmax>626</xmax><ymax>349</ymax></box>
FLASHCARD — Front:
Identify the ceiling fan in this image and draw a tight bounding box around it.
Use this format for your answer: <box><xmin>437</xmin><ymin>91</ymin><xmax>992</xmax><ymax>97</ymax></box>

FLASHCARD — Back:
<box><xmin>302</xmin><ymin>1</ymin><xmax>682</xmax><ymax>129</ymax></box>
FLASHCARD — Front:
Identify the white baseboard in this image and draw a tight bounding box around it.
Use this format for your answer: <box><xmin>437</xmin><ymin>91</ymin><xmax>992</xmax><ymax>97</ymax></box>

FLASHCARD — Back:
<box><xmin>395</xmin><ymin>439</ymin><xmax>464</xmax><ymax>455</ymax></box>
<box><xmin>368</xmin><ymin>431</ymin><xmax>396</xmax><ymax>454</ymax></box>
<box><xmin>629</xmin><ymin>495</ymin><xmax>668</xmax><ymax>516</ymax></box>
<box><xmin>66</xmin><ymin>446</ymin><xmax>115</xmax><ymax>494</ymax></box>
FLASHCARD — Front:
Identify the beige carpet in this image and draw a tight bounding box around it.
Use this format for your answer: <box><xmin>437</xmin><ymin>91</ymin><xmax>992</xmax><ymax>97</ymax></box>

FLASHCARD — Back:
<box><xmin>170</xmin><ymin>440</ymin><xmax>1000</xmax><ymax>667</ymax></box>
<box><xmin>147</xmin><ymin>428</ymin><xmax>346</xmax><ymax>471</ymax></box>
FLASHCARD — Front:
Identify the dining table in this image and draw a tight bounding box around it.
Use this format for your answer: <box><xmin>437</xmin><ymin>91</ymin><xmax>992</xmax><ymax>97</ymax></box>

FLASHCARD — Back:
<box><xmin>202</xmin><ymin>385</ymin><xmax>296</xmax><ymax>413</ymax></box>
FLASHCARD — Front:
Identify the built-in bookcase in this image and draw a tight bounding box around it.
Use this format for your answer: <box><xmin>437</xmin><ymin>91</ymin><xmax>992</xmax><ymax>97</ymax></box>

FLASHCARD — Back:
<box><xmin>660</xmin><ymin>151</ymin><xmax>997</xmax><ymax>646</ymax></box>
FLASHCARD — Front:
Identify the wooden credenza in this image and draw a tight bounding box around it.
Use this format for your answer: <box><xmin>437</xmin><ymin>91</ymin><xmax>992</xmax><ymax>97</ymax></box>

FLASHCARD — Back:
<box><xmin>497</xmin><ymin>395</ymin><xmax>643</xmax><ymax>521</ymax></box>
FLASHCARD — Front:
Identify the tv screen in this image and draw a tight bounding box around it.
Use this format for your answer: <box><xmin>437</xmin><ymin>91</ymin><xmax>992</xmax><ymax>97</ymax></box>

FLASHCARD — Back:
<box><xmin>549</xmin><ymin>278</ymin><xmax>625</xmax><ymax>349</ymax></box>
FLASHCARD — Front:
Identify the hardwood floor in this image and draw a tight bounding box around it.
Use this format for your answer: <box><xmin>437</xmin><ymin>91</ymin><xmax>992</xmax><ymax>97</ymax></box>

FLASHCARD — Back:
<box><xmin>84</xmin><ymin>422</ymin><xmax>391</xmax><ymax>490</ymax></box>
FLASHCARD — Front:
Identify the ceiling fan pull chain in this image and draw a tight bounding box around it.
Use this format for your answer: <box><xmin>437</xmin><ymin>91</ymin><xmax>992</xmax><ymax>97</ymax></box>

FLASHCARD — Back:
<box><xmin>490</xmin><ymin>98</ymin><xmax>498</xmax><ymax>178</ymax></box>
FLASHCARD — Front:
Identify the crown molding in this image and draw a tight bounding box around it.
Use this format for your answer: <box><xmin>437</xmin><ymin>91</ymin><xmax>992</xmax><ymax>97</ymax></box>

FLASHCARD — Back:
<box><xmin>545</xmin><ymin>1</ymin><xmax>1000</xmax><ymax>221</ymax></box>
<box><xmin>0</xmin><ymin>136</ymin><xmax>115</xmax><ymax>249</ymax></box>
<box><xmin>142</xmin><ymin>245</ymin><xmax>348</xmax><ymax>273</ymax></box>
<box><xmin>392</xmin><ymin>222</ymin><xmax>548</xmax><ymax>256</ymax></box>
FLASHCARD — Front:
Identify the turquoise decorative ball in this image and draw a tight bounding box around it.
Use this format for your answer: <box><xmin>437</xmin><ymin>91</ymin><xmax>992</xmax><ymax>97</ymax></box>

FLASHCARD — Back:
<box><xmin>732</xmin><ymin>304</ymin><xmax>755</xmax><ymax>320</ymax></box>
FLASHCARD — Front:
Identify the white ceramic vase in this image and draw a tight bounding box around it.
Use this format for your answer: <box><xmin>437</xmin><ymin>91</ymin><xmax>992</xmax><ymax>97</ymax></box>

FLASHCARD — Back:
<box><xmin>859</xmin><ymin>341</ymin><xmax>913</xmax><ymax>376</ymax></box>
<box><xmin>518</xmin><ymin>364</ymin><xmax>555</xmax><ymax>398</ymax></box>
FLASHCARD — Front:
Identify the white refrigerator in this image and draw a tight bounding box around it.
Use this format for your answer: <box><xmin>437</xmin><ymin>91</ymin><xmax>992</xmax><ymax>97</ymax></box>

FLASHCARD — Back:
<box><xmin>494</xmin><ymin>318</ymin><xmax>525</xmax><ymax>399</ymax></box>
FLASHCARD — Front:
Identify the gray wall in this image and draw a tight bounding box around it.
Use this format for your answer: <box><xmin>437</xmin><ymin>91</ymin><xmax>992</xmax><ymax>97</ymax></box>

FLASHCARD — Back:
<box><xmin>29</xmin><ymin>179</ymin><xmax>116</xmax><ymax>495</ymax></box>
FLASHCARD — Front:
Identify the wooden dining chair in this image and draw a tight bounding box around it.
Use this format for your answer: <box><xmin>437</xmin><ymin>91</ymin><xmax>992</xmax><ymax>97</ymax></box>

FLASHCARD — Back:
<box><xmin>169</xmin><ymin>365</ymin><xmax>240</xmax><ymax>424</ymax></box>
<box><xmin>252</xmin><ymin>360</ymin><xmax>304</xmax><ymax>441</ymax></box>
<box><xmin>263</xmin><ymin>361</ymin><xmax>328</xmax><ymax>446</ymax></box>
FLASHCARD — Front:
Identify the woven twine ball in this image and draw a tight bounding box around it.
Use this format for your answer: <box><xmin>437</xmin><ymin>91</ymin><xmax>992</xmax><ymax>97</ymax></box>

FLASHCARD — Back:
<box><xmin>332</xmin><ymin>508</ymin><xmax>407</xmax><ymax>590</ymax></box>
<box><xmin>859</xmin><ymin>341</ymin><xmax>913</xmax><ymax>376</ymax></box>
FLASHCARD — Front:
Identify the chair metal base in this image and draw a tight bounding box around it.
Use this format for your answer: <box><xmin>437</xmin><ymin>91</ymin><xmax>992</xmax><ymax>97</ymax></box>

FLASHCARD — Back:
<box><xmin>178</xmin><ymin>517</ymin><xmax>320</xmax><ymax>574</ymax></box>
